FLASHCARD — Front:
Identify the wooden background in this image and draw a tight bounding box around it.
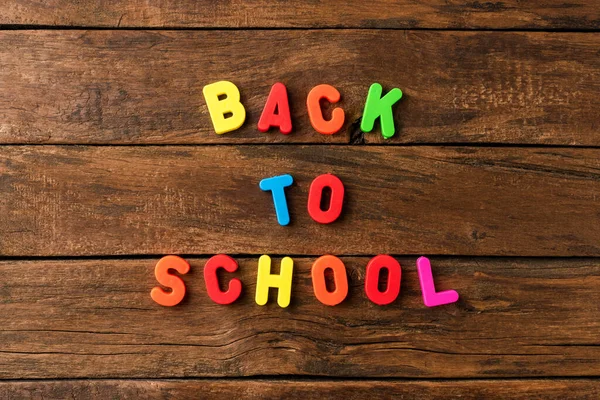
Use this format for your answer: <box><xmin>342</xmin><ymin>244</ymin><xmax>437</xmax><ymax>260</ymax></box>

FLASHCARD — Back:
<box><xmin>0</xmin><ymin>1</ymin><xmax>599</xmax><ymax>398</ymax></box>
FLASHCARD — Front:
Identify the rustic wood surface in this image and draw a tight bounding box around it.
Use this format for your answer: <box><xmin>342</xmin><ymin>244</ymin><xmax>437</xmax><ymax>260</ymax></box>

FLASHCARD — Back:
<box><xmin>1</xmin><ymin>31</ymin><xmax>598</xmax><ymax>145</ymax></box>
<box><xmin>2</xmin><ymin>0</ymin><xmax>599</xmax><ymax>29</ymax></box>
<box><xmin>0</xmin><ymin>257</ymin><xmax>598</xmax><ymax>379</ymax></box>
<box><xmin>1</xmin><ymin>379</ymin><xmax>599</xmax><ymax>399</ymax></box>
<box><xmin>1</xmin><ymin>145</ymin><xmax>598</xmax><ymax>257</ymax></box>
<box><xmin>2</xmin><ymin>1</ymin><xmax>599</xmax><ymax>397</ymax></box>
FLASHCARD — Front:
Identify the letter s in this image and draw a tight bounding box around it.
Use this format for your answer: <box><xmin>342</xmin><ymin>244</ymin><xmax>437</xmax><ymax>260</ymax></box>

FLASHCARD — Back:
<box><xmin>151</xmin><ymin>255</ymin><xmax>190</xmax><ymax>306</ymax></box>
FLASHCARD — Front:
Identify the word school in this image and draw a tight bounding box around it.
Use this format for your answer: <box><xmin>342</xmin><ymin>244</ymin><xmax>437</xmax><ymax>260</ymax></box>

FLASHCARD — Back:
<box><xmin>202</xmin><ymin>81</ymin><xmax>403</xmax><ymax>139</ymax></box>
<box><xmin>151</xmin><ymin>255</ymin><xmax>459</xmax><ymax>308</ymax></box>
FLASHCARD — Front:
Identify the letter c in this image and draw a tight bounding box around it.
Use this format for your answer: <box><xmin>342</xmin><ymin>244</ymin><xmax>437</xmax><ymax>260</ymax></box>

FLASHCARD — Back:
<box><xmin>204</xmin><ymin>254</ymin><xmax>242</xmax><ymax>305</ymax></box>
<box><xmin>307</xmin><ymin>84</ymin><xmax>345</xmax><ymax>135</ymax></box>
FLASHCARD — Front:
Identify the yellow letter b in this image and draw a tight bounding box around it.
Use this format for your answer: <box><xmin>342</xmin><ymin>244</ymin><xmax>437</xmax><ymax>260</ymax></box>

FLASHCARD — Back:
<box><xmin>202</xmin><ymin>81</ymin><xmax>246</xmax><ymax>134</ymax></box>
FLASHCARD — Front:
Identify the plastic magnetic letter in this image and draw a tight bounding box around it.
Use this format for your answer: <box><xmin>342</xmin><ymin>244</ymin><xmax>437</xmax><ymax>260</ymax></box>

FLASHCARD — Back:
<box><xmin>151</xmin><ymin>255</ymin><xmax>190</xmax><ymax>307</ymax></box>
<box><xmin>202</xmin><ymin>81</ymin><xmax>246</xmax><ymax>134</ymax></box>
<box><xmin>307</xmin><ymin>173</ymin><xmax>344</xmax><ymax>224</ymax></box>
<box><xmin>306</xmin><ymin>84</ymin><xmax>345</xmax><ymax>135</ymax></box>
<box><xmin>311</xmin><ymin>255</ymin><xmax>348</xmax><ymax>306</ymax></box>
<box><xmin>259</xmin><ymin>174</ymin><xmax>294</xmax><ymax>226</ymax></box>
<box><xmin>258</xmin><ymin>82</ymin><xmax>292</xmax><ymax>134</ymax></box>
<box><xmin>364</xmin><ymin>255</ymin><xmax>401</xmax><ymax>305</ymax></box>
<box><xmin>416</xmin><ymin>257</ymin><xmax>459</xmax><ymax>307</ymax></box>
<box><xmin>204</xmin><ymin>254</ymin><xmax>242</xmax><ymax>305</ymax></box>
<box><xmin>360</xmin><ymin>83</ymin><xmax>403</xmax><ymax>139</ymax></box>
<box><xmin>255</xmin><ymin>255</ymin><xmax>294</xmax><ymax>308</ymax></box>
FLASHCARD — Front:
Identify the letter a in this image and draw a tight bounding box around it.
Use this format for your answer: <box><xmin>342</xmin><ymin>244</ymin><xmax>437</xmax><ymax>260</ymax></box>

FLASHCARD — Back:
<box><xmin>258</xmin><ymin>82</ymin><xmax>292</xmax><ymax>134</ymax></box>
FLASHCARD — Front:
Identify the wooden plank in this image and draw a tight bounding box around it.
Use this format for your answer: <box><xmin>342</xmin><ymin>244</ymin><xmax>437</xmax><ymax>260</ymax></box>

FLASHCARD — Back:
<box><xmin>1</xmin><ymin>379</ymin><xmax>599</xmax><ymax>399</ymax></box>
<box><xmin>0</xmin><ymin>257</ymin><xmax>598</xmax><ymax>378</ymax></box>
<box><xmin>1</xmin><ymin>146</ymin><xmax>599</xmax><ymax>257</ymax></box>
<box><xmin>1</xmin><ymin>1</ymin><xmax>599</xmax><ymax>30</ymax></box>
<box><xmin>1</xmin><ymin>31</ymin><xmax>598</xmax><ymax>145</ymax></box>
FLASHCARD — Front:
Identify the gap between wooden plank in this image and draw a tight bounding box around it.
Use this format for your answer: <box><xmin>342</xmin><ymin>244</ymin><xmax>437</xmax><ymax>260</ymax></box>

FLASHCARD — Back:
<box><xmin>1</xmin><ymin>143</ymin><xmax>600</xmax><ymax>149</ymax></box>
<box><xmin>1</xmin><ymin>254</ymin><xmax>600</xmax><ymax>261</ymax></box>
<box><xmin>1</xmin><ymin>376</ymin><xmax>599</xmax><ymax>381</ymax></box>
<box><xmin>1</xmin><ymin>26</ymin><xmax>600</xmax><ymax>32</ymax></box>
<box><xmin>0</xmin><ymin>379</ymin><xmax>598</xmax><ymax>399</ymax></box>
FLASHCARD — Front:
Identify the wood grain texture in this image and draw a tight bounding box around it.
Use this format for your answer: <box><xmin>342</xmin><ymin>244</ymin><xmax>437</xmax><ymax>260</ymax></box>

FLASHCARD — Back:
<box><xmin>1</xmin><ymin>31</ymin><xmax>598</xmax><ymax>145</ymax></box>
<box><xmin>1</xmin><ymin>145</ymin><xmax>599</xmax><ymax>257</ymax></box>
<box><xmin>1</xmin><ymin>1</ymin><xmax>599</xmax><ymax>29</ymax></box>
<box><xmin>1</xmin><ymin>379</ymin><xmax>599</xmax><ymax>399</ymax></box>
<box><xmin>0</xmin><ymin>257</ymin><xmax>598</xmax><ymax>378</ymax></box>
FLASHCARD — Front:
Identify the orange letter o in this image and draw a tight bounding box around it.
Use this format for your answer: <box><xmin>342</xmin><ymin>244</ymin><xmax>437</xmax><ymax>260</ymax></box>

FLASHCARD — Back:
<box><xmin>311</xmin><ymin>255</ymin><xmax>348</xmax><ymax>306</ymax></box>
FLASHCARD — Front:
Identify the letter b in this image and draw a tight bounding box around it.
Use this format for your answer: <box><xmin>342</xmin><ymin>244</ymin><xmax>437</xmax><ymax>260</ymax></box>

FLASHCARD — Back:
<box><xmin>203</xmin><ymin>81</ymin><xmax>246</xmax><ymax>134</ymax></box>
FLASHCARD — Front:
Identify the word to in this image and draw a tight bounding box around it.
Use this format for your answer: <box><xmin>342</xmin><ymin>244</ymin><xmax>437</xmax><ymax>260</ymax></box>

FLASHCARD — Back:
<box><xmin>151</xmin><ymin>255</ymin><xmax>459</xmax><ymax>308</ymax></box>
<box><xmin>261</xmin><ymin>173</ymin><xmax>344</xmax><ymax>226</ymax></box>
<box><xmin>202</xmin><ymin>81</ymin><xmax>403</xmax><ymax>139</ymax></box>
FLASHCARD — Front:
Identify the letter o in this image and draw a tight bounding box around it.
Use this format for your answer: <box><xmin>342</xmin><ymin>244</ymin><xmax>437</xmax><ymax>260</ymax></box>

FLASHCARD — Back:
<box><xmin>307</xmin><ymin>174</ymin><xmax>344</xmax><ymax>224</ymax></box>
<box><xmin>311</xmin><ymin>255</ymin><xmax>348</xmax><ymax>306</ymax></box>
<box><xmin>365</xmin><ymin>255</ymin><xmax>401</xmax><ymax>305</ymax></box>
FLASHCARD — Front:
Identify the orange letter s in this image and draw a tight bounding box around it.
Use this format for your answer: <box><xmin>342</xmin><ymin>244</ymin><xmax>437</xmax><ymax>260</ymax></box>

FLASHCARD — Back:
<box><xmin>151</xmin><ymin>255</ymin><xmax>190</xmax><ymax>306</ymax></box>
